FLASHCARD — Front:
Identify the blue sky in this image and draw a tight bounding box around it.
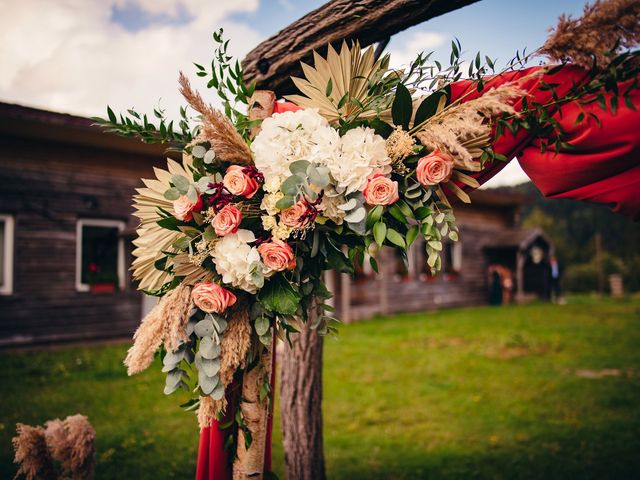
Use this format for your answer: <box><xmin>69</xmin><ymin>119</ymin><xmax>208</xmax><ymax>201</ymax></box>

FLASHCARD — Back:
<box><xmin>1</xmin><ymin>0</ymin><xmax>590</xmax><ymax>185</ymax></box>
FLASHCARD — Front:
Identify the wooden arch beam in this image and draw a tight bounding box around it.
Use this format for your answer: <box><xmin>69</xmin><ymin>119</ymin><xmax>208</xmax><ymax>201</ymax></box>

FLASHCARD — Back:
<box><xmin>241</xmin><ymin>0</ymin><xmax>481</xmax><ymax>97</ymax></box>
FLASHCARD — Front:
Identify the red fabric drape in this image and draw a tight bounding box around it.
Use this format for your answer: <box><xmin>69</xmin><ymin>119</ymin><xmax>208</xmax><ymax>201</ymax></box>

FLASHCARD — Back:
<box><xmin>448</xmin><ymin>66</ymin><xmax>640</xmax><ymax>220</ymax></box>
<box><xmin>196</xmin><ymin>342</ymin><xmax>277</xmax><ymax>480</ymax></box>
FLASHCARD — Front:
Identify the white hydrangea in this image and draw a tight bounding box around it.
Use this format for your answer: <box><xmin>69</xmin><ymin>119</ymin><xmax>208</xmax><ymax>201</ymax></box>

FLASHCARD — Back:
<box><xmin>252</xmin><ymin>108</ymin><xmax>340</xmax><ymax>187</ymax></box>
<box><xmin>211</xmin><ymin>229</ymin><xmax>269</xmax><ymax>294</ymax></box>
<box><xmin>321</xmin><ymin>127</ymin><xmax>391</xmax><ymax>194</ymax></box>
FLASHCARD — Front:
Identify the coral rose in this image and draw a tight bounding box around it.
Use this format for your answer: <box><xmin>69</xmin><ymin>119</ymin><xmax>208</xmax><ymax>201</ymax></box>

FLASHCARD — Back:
<box><xmin>213</xmin><ymin>205</ymin><xmax>242</xmax><ymax>236</ymax></box>
<box><xmin>363</xmin><ymin>173</ymin><xmax>399</xmax><ymax>205</ymax></box>
<box><xmin>223</xmin><ymin>165</ymin><xmax>259</xmax><ymax>198</ymax></box>
<box><xmin>173</xmin><ymin>194</ymin><xmax>203</xmax><ymax>221</ymax></box>
<box><xmin>192</xmin><ymin>282</ymin><xmax>237</xmax><ymax>314</ymax></box>
<box><xmin>416</xmin><ymin>150</ymin><xmax>455</xmax><ymax>186</ymax></box>
<box><xmin>258</xmin><ymin>240</ymin><xmax>296</xmax><ymax>272</ymax></box>
<box><xmin>280</xmin><ymin>201</ymin><xmax>308</xmax><ymax>228</ymax></box>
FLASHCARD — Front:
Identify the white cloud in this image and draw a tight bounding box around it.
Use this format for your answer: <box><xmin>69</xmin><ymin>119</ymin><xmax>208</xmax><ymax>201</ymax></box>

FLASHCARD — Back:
<box><xmin>0</xmin><ymin>0</ymin><xmax>262</xmax><ymax>118</ymax></box>
<box><xmin>388</xmin><ymin>30</ymin><xmax>446</xmax><ymax>68</ymax></box>
<box><xmin>480</xmin><ymin>159</ymin><xmax>531</xmax><ymax>188</ymax></box>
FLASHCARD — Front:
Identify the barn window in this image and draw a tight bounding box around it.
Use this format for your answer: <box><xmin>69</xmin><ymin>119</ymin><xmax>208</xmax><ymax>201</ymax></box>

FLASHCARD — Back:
<box><xmin>76</xmin><ymin>219</ymin><xmax>125</xmax><ymax>293</ymax></box>
<box><xmin>0</xmin><ymin>215</ymin><xmax>15</xmax><ymax>295</ymax></box>
<box><xmin>444</xmin><ymin>241</ymin><xmax>462</xmax><ymax>274</ymax></box>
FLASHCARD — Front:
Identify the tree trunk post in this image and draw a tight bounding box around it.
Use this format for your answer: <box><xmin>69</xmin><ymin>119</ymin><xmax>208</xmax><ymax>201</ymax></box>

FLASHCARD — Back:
<box><xmin>279</xmin><ymin>302</ymin><xmax>326</xmax><ymax>480</ymax></box>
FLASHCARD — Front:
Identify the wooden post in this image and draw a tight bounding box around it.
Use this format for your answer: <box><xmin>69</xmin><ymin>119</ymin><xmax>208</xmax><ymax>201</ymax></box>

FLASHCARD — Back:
<box><xmin>516</xmin><ymin>249</ymin><xmax>525</xmax><ymax>302</ymax></box>
<box><xmin>595</xmin><ymin>232</ymin><xmax>604</xmax><ymax>296</ymax></box>
<box><xmin>279</xmin><ymin>302</ymin><xmax>327</xmax><ymax>480</ymax></box>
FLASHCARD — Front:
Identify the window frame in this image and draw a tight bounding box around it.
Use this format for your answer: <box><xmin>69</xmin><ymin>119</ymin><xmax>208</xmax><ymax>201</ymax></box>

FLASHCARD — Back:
<box><xmin>75</xmin><ymin>219</ymin><xmax>126</xmax><ymax>292</ymax></box>
<box><xmin>0</xmin><ymin>214</ymin><xmax>15</xmax><ymax>295</ymax></box>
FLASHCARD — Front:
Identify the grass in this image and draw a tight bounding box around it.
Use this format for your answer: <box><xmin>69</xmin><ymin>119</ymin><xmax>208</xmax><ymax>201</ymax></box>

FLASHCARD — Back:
<box><xmin>1</xmin><ymin>296</ymin><xmax>639</xmax><ymax>479</ymax></box>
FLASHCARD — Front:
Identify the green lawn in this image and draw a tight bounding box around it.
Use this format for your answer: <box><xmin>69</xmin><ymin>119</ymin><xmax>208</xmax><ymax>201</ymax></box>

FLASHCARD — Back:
<box><xmin>2</xmin><ymin>296</ymin><xmax>639</xmax><ymax>479</ymax></box>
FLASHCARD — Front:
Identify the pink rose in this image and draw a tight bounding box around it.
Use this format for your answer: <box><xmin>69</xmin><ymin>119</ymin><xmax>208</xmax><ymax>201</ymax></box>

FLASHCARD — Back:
<box><xmin>213</xmin><ymin>205</ymin><xmax>242</xmax><ymax>236</ymax></box>
<box><xmin>363</xmin><ymin>173</ymin><xmax>399</xmax><ymax>205</ymax></box>
<box><xmin>258</xmin><ymin>240</ymin><xmax>296</xmax><ymax>272</ymax></box>
<box><xmin>192</xmin><ymin>282</ymin><xmax>237</xmax><ymax>314</ymax></box>
<box><xmin>416</xmin><ymin>150</ymin><xmax>455</xmax><ymax>186</ymax></box>
<box><xmin>223</xmin><ymin>165</ymin><xmax>259</xmax><ymax>198</ymax></box>
<box><xmin>173</xmin><ymin>194</ymin><xmax>203</xmax><ymax>221</ymax></box>
<box><xmin>280</xmin><ymin>201</ymin><xmax>309</xmax><ymax>228</ymax></box>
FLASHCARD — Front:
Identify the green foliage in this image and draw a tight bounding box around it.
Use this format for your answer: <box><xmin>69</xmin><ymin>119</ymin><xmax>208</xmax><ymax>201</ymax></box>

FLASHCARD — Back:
<box><xmin>92</xmin><ymin>103</ymin><xmax>194</xmax><ymax>150</ymax></box>
<box><xmin>258</xmin><ymin>274</ymin><xmax>302</xmax><ymax>315</ymax></box>
<box><xmin>194</xmin><ymin>28</ymin><xmax>257</xmax><ymax>140</ymax></box>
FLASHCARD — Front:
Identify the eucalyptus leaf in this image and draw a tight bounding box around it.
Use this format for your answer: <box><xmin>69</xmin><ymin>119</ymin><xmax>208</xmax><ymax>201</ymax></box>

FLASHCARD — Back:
<box><xmin>192</xmin><ymin>145</ymin><xmax>207</xmax><ymax>158</ymax></box>
<box><xmin>194</xmin><ymin>319</ymin><xmax>215</xmax><ymax>338</ymax></box>
<box><xmin>338</xmin><ymin>198</ymin><xmax>357</xmax><ymax>211</ymax></box>
<box><xmin>186</xmin><ymin>185</ymin><xmax>198</xmax><ymax>203</ymax></box>
<box><xmin>428</xmin><ymin>240</ymin><xmax>443</xmax><ymax>251</ymax></box>
<box><xmin>199</xmin><ymin>371</ymin><xmax>219</xmax><ymax>395</ymax></box>
<box><xmin>172</xmin><ymin>174</ymin><xmax>190</xmax><ymax>193</ymax></box>
<box><xmin>165</xmin><ymin>369</ymin><xmax>183</xmax><ymax>390</ymax></box>
<box><xmin>308</xmin><ymin>165</ymin><xmax>330</xmax><ymax>187</ymax></box>
<box><xmin>344</xmin><ymin>207</ymin><xmax>366</xmax><ymax>224</ymax></box>
<box><xmin>210</xmin><ymin>382</ymin><xmax>225</xmax><ymax>400</ymax></box>
<box><xmin>290</xmin><ymin>160</ymin><xmax>310</xmax><ymax>174</ymax></box>
<box><xmin>164</xmin><ymin>187</ymin><xmax>181</xmax><ymax>201</ymax></box>
<box><xmin>163</xmin><ymin>350</ymin><xmax>184</xmax><ymax>366</ymax></box>
<box><xmin>200</xmin><ymin>358</ymin><xmax>221</xmax><ymax>377</ymax></box>
<box><xmin>203</xmin><ymin>149</ymin><xmax>216</xmax><ymax>164</ymax></box>
<box><xmin>281</xmin><ymin>175</ymin><xmax>303</xmax><ymax>196</ymax></box>
<box><xmin>276</xmin><ymin>196</ymin><xmax>295</xmax><ymax>210</ymax></box>
<box><xmin>255</xmin><ymin>315</ymin><xmax>270</xmax><ymax>336</ymax></box>
<box><xmin>199</xmin><ymin>336</ymin><xmax>221</xmax><ymax>359</ymax></box>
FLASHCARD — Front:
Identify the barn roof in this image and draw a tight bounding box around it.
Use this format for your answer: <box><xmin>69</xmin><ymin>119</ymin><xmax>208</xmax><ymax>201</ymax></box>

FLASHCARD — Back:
<box><xmin>0</xmin><ymin>101</ymin><xmax>168</xmax><ymax>157</ymax></box>
<box><xmin>484</xmin><ymin>227</ymin><xmax>553</xmax><ymax>250</ymax></box>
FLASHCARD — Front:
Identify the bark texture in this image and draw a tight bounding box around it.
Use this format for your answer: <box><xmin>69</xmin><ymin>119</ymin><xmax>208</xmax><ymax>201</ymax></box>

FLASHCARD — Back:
<box><xmin>279</xmin><ymin>305</ymin><xmax>326</xmax><ymax>480</ymax></box>
<box><xmin>233</xmin><ymin>345</ymin><xmax>273</xmax><ymax>480</ymax></box>
<box><xmin>242</xmin><ymin>0</ymin><xmax>480</xmax><ymax>96</ymax></box>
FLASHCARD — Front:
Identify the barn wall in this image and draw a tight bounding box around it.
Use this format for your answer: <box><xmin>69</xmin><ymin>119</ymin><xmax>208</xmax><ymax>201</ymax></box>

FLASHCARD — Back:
<box><xmin>0</xmin><ymin>135</ymin><xmax>162</xmax><ymax>346</ymax></box>
<box><xmin>335</xmin><ymin>202</ymin><xmax>519</xmax><ymax>321</ymax></box>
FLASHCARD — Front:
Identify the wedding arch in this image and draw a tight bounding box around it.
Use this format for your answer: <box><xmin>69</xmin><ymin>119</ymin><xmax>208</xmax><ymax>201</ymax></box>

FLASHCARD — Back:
<box><xmin>95</xmin><ymin>0</ymin><xmax>640</xmax><ymax>479</ymax></box>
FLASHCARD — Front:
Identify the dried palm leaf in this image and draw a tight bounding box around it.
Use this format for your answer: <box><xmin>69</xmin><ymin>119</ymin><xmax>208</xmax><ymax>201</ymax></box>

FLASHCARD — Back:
<box><xmin>132</xmin><ymin>154</ymin><xmax>194</xmax><ymax>291</ymax></box>
<box><xmin>285</xmin><ymin>41</ymin><xmax>393</xmax><ymax>123</ymax></box>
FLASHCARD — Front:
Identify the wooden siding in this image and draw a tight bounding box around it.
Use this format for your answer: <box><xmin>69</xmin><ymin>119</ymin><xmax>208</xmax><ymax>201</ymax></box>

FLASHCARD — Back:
<box><xmin>334</xmin><ymin>203</ymin><xmax>520</xmax><ymax>321</ymax></box>
<box><xmin>0</xmin><ymin>135</ymin><xmax>162</xmax><ymax>346</ymax></box>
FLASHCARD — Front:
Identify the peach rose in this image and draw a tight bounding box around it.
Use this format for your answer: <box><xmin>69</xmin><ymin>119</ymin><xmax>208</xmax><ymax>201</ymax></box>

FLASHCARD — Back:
<box><xmin>173</xmin><ymin>194</ymin><xmax>203</xmax><ymax>221</ymax></box>
<box><xmin>258</xmin><ymin>240</ymin><xmax>296</xmax><ymax>272</ymax></box>
<box><xmin>192</xmin><ymin>282</ymin><xmax>237</xmax><ymax>314</ymax></box>
<box><xmin>280</xmin><ymin>201</ymin><xmax>308</xmax><ymax>228</ymax></box>
<box><xmin>223</xmin><ymin>165</ymin><xmax>259</xmax><ymax>198</ymax></box>
<box><xmin>213</xmin><ymin>205</ymin><xmax>242</xmax><ymax>236</ymax></box>
<box><xmin>363</xmin><ymin>173</ymin><xmax>399</xmax><ymax>205</ymax></box>
<box><xmin>416</xmin><ymin>150</ymin><xmax>454</xmax><ymax>186</ymax></box>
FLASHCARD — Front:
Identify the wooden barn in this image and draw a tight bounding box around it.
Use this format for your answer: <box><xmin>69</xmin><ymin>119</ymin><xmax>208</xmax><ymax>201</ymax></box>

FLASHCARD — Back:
<box><xmin>0</xmin><ymin>102</ymin><xmax>165</xmax><ymax>347</ymax></box>
<box><xmin>0</xmin><ymin>102</ymin><xmax>553</xmax><ymax>346</ymax></box>
<box><xmin>329</xmin><ymin>190</ymin><xmax>555</xmax><ymax>322</ymax></box>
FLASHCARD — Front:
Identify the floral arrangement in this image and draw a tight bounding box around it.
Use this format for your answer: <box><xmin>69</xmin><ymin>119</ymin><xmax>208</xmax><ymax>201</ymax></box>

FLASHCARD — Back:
<box><xmin>95</xmin><ymin>0</ymin><xmax>639</xmax><ymax>473</ymax></box>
